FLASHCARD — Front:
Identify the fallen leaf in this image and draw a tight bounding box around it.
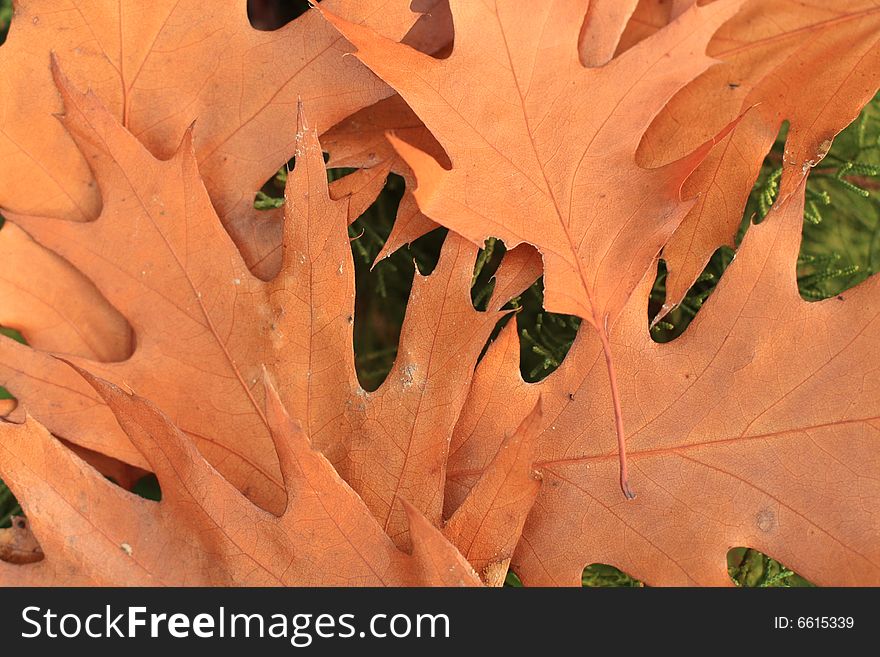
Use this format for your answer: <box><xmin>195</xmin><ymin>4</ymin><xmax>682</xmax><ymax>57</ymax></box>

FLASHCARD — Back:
<box><xmin>0</xmin><ymin>221</ymin><xmax>131</xmax><ymax>361</ymax></box>
<box><xmin>323</xmin><ymin>94</ymin><xmax>448</xmax><ymax>263</ymax></box>
<box><xmin>442</xmin><ymin>398</ymin><xmax>543</xmax><ymax>586</ymax></box>
<box><xmin>0</xmin><ymin>0</ymin><xmax>425</xmax><ymax>278</ymax></box>
<box><xmin>322</xmin><ymin>0</ymin><xmax>454</xmax><ymax>264</ymax></box>
<box><xmin>0</xmin><ymin>371</ymin><xmax>482</xmax><ymax>586</ymax></box>
<box><xmin>0</xmin><ymin>68</ymin><xmax>542</xmax><ymax>564</ymax></box>
<box><xmin>639</xmin><ymin>0</ymin><xmax>880</xmax><ymax>312</ymax></box>
<box><xmin>321</xmin><ymin>0</ymin><xmax>746</xmax><ymax>497</ymax></box>
<box><xmin>447</xmin><ymin>172</ymin><xmax>880</xmax><ymax>586</ymax></box>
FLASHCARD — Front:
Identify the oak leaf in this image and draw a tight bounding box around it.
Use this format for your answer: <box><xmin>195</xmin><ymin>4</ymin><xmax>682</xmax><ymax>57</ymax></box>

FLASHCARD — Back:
<box><xmin>638</xmin><ymin>0</ymin><xmax>880</xmax><ymax>312</ymax></box>
<box><xmin>321</xmin><ymin>0</ymin><xmax>453</xmax><ymax>264</ymax></box>
<box><xmin>0</xmin><ymin>67</ymin><xmax>543</xmax><ymax>576</ymax></box>
<box><xmin>320</xmin><ymin>0</ymin><xmax>741</xmax><ymax>325</ymax></box>
<box><xmin>446</xmin><ymin>172</ymin><xmax>880</xmax><ymax>586</ymax></box>
<box><xmin>323</xmin><ymin>94</ymin><xmax>448</xmax><ymax>263</ymax></box>
<box><xmin>0</xmin><ymin>370</ymin><xmax>483</xmax><ymax>586</ymax></box>
<box><xmin>0</xmin><ymin>221</ymin><xmax>132</xmax><ymax>361</ymax></box>
<box><xmin>0</xmin><ymin>0</ymin><xmax>427</xmax><ymax>278</ymax></box>
<box><xmin>321</xmin><ymin>0</ymin><xmax>745</xmax><ymax>497</ymax></box>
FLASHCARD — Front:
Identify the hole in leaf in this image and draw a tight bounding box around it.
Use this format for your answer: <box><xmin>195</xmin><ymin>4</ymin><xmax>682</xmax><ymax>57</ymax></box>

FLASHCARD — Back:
<box><xmin>350</xmin><ymin>174</ymin><xmax>446</xmax><ymax>391</ymax></box>
<box><xmin>0</xmin><ymin>478</ymin><xmax>22</xmax><ymax>529</ymax></box>
<box><xmin>727</xmin><ymin>547</ymin><xmax>813</xmax><ymax>587</ymax></box>
<box><xmin>131</xmin><ymin>474</ymin><xmax>162</xmax><ymax>502</ymax></box>
<box><xmin>247</xmin><ymin>0</ymin><xmax>314</xmax><ymax>31</ymax></box>
<box><xmin>582</xmin><ymin>563</ymin><xmax>643</xmax><ymax>587</ymax></box>
<box><xmin>511</xmin><ymin>279</ymin><xmax>580</xmax><ymax>383</ymax></box>
<box><xmin>0</xmin><ymin>0</ymin><xmax>12</xmax><ymax>46</ymax></box>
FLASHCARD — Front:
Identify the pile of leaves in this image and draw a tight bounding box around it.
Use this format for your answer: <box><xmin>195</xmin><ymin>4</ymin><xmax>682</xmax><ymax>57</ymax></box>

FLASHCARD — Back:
<box><xmin>0</xmin><ymin>0</ymin><xmax>879</xmax><ymax>587</ymax></box>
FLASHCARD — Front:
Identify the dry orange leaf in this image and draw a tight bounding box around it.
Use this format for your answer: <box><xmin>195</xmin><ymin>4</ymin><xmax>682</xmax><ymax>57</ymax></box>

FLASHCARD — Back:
<box><xmin>0</xmin><ymin>369</ymin><xmax>482</xmax><ymax>586</ymax></box>
<box><xmin>0</xmin><ymin>0</ymin><xmax>427</xmax><ymax>278</ymax></box>
<box><xmin>0</xmin><ymin>221</ymin><xmax>132</xmax><ymax>361</ymax></box>
<box><xmin>321</xmin><ymin>0</ymin><xmax>453</xmax><ymax>265</ymax></box>
<box><xmin>0</xmin><ymin>67</ymin><xmax>543</xmax><ymax>576</ymax></box>
<box><xmin>321</xmin><ymin>0</ymin><xmax>741</xmax><ymax>326</ymax></box>
<box><xmin>442</xmin><ymin>398</ymin><xmax>543</xmax><ymax>586</ymax></box>
<box><xmin>447</xmin><ymin>172</ymin><xmax>880</xmax><ymax>586</ymax></box>
<box><xmin>321</xmin><ymin>0</ymin><xmax>746</xmax><ymax>497</ymax></box>
<box><xmin>323</xmin><ymin>94</ymin><xmax>448</xmax><ymax>264</ymax></box>
<box><xmin>639</xmin><ymin>0</ymin><xmax>880</xmax><ymax>312</ymax></box>
<box><xmin>240</xmin><ymin>0</ymin><xmax>456</xmax><ymax>276</ymax></box>
<box><xmin>1</xmin><ymin>0</ymin><xmax>875</xmax><ymax>590</ymax></box>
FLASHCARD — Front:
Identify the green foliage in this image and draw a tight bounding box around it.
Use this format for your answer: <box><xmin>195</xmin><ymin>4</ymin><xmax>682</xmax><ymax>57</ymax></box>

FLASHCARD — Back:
<box><xmin>0</xmin><ymin>481</ymin><xmax>20</xmax><ymax>529</ymax></box>
<box><xmin>728</xmin><ymin>548</ymin><xmax>812</xmax><ymax>588</ymax></box>
<box><xmin>0</xmin><ymin>327</ymin><xmax>23</xmax><ymax>401</ymax></box>
<box><xmin>0</xmin><ymin>0</ymin><xmax>11</xmax><ymax>43</ymax></box>
<box><xmin>506</xmin><ymin>563</ymin><xmax>645</xmax><ymax>587</ymax></box>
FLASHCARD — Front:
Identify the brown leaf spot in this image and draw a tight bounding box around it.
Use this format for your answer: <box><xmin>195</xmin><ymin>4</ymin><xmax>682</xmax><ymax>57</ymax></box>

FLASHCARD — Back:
<box><xmin>0</xmin><ymin>517</ymin><xmax>45</xmax><ymax>565</ymax></box>
<box><xmin>755</xmin><ymin>508</ymin><xmax>777</xmax><ymax>533</ymax></box>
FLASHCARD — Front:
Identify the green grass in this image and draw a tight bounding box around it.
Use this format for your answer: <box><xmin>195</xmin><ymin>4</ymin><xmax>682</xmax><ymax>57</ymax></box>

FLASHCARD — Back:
<box><xmin>1</xmin><ymin>0</ymin><xmax>877</xmax><ymax>586</ymax></box>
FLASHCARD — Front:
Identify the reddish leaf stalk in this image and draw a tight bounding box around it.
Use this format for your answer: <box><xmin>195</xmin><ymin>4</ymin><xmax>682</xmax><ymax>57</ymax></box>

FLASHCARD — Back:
<box><xmin>598</xmin><ymin>325</ymin><xmax>635</xmax><ymax>500</ymax></box>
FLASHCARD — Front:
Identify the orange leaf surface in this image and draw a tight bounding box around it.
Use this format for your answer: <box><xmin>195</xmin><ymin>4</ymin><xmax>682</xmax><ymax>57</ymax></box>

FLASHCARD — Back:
<box><xmin>2</xmin><ymin>0</ymin><xmax>876</xmax><ymax>590</ymax></box>
<box><xmin>442</xmin><ymin>399</ymin><xmax>542</xmax><ymax>586</ymax></box>
<box><xmin>638</xmin><ymin>0</ymin><xmax>880</xmax><ymax>312</ymax></box>
<box><xmin>323</xmin><ymin>94</ymin><xmax>448</xmax><ymax>263</ymax></box>
<box><xmin>321</xmin><ymin>0</ymin><xmax>453</xmax><ymax>264</ymax></box>
<box><xmin>321</xmin><ymin>0</ymin><xmax>746</xmax><ymax>497</ymax></box>
<box><xmin>0</xmin><ymin>221</ymin><xmax>132</xmax><ymax>361</ymax></box>
<box><xmin>0</xmin><ymin>370</ymin><xmax>482</xmax><ymax>586</ymax></box>
<box><xmin>447</xmin><ymin>172</ymin><xmax>880</xmax><ymax>586</ymax></box>
<box><xmin>321</xmin><ymin>0</ymin><xmax>742</xmax><ymax>326</ymax></box>
<box><xmin>0</xmin><ymin>67</ymin><xmax>543</xmax><ymax>579</ymax></box>
<box><xmin>0</xmin><ymin>0</ymin><xmax>426</xmax><ymax>278</ymax></box>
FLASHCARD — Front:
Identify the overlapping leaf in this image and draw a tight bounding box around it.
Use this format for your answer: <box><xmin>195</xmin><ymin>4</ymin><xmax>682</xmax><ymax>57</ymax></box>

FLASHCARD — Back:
<box><xmin>323</xmin><ymin>94</ymin><xmax>448</xmax><ymax>263</ymax></box>
<box><xmin>446</xmin><ymin>173</ymin><xmax>880</xmax><ymax>586</ymax></box>
<box><xmin>0</xmin><ymin>0</ymin><xmax>877</xmax><ymax>589</ymax></box>
<box><xmin>0</xmin><ymin>0</ymin><xmax>427</xmax><ymax>277</ymax></box>
<box><xmin>321</xmin><ymin>0</ymin><xmax>748</xmax><ymax>497</ymax></box>
<box><xmin>0</xmin><ymin>66</ymin><xmax>543</xmax><ymax>578</ymax></box>
<box><xmin>0</xmin><ymin>371</ymin><xmax>482</xmax><ymax>586</ymax></box>
<box><xmin>638</xmin><ymin>0</ymin><xmax>880</xmax><ymax>311</ymax></box>
<box><xmin>321</xmin><ymin>0</ymin><xmax>741</xmax><ymax>326</ymax></box>
<box><xmin>0</xmin><ymin>221</ymin><xmax>131</xmax><ymax>361</ymax></box>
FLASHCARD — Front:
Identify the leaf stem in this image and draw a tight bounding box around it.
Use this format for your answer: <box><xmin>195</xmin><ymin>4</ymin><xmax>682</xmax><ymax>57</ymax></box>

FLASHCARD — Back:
<box><xmin>598</xmin><ymin>324</ymin><xmax>635</xmax><ymax>500</ymax></box>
